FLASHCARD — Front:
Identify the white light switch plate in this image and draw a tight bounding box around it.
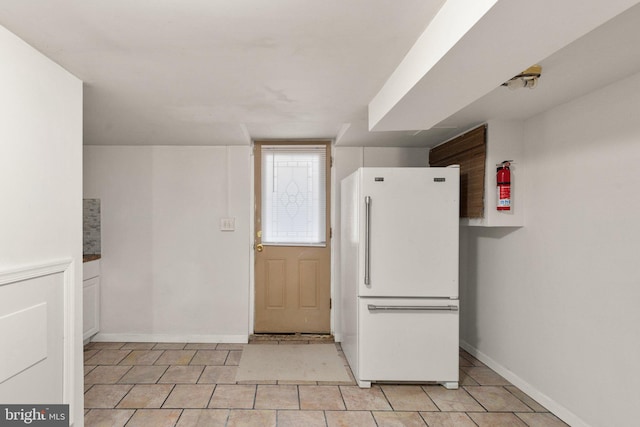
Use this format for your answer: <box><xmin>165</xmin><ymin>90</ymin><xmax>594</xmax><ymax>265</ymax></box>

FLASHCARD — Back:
<box><xmin>220</xmin><ymin>217</ymin><xmax>236</xmax><ymax>231</ymax></box>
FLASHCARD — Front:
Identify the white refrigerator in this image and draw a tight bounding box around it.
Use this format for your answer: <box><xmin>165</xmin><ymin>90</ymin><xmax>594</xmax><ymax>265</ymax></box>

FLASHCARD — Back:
<box><xmin>340</xmin><ymin>167</ymin><xmax>460</xmax><ymax>389</ymax></box>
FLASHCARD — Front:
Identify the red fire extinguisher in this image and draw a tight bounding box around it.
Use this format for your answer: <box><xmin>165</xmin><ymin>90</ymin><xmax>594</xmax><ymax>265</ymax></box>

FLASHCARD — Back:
<box><xmin>497</xmin><ymin>161</ymin><xmax>511</xmax><ymax>211</ymax></box>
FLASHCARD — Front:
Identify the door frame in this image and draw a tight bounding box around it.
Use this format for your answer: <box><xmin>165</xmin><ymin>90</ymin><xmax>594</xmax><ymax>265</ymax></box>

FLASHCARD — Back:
<box><xmin>249</xmin><ymin>140</ymin><xmax>334</xmax><ymax>335</ymax></box>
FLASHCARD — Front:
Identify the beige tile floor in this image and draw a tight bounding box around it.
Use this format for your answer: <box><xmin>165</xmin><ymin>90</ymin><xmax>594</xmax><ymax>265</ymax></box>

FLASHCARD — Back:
<box><xmin>84</xmin><ymin>341</ymin><xmax>568</xmax><ymax>427</ymax></box>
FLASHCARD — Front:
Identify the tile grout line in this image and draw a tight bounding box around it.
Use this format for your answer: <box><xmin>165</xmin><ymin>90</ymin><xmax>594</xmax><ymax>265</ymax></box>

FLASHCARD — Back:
<box><xmin>251</xmin><ymin>383</ymin><xmax>258</xmax><ymax>410</ymax></box>
<box><xmin>503</xmin><ymin>384</ymin><xmax>549</xmax><ymax>413</ymax></box>
<box><xmin>337</xmin><ymin>384</ymin><xmax>348</xmax><ymax>411</ymax></box>
<box><xmin>160</xmin><ymin>383</ymin><xmax>177</xmax><ymax>409</ymax></box>
<box><xmin>500</xmin><ymin>385</ymin><xmax>536</xmax><ymax>413</ymax></box>
<box><xmin>420</xmin><ymin>385</ymin><xmax>440</xmax><ymax>412</ymax></box>
<box><xmin>462</xmin><ymin>385</ymin><xmax>492</xmax><ymax>414</ymax></box>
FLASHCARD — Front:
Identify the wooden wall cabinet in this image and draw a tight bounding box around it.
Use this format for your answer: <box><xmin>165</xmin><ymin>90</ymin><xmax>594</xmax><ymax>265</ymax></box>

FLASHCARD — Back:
<box><xmin>430</xmin><ymin>120</ymin><xmax>524</xmax><ymax>227</ymax></box>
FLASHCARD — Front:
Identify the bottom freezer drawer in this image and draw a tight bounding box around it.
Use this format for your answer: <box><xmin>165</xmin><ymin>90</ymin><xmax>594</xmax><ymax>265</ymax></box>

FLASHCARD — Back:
<box><xmin>358</xmin><ymin>298</ymin><xmax>459</xmax><ymax>383</ymax></box>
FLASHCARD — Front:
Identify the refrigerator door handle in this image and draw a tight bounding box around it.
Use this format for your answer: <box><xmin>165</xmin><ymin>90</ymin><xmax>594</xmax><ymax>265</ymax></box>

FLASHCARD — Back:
<box><xmin>364</xmin><ymin>196</ymin><xmax>371</xmax><ymax>285</ymax></box>
<box><xmin>367</xmin><ymin>304</ymin><xmax>459</xmax><ymax>312</ymax></box>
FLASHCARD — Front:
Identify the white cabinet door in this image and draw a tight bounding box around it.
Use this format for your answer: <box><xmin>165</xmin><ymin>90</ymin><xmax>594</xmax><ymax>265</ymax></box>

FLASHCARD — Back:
<box><xmin>358</xmin><ymin>298</ymin><xmax>459</xmax><ymax>384</ymax></box>
<box><xmin>83</xmin><ymin>277</ymin><xmax>100</xmax><ymax>340</ymax></box>
<box><xmin>83</xmin><ymin>259</ymin><xmax>100</xmax><ymax>280</ymax></box>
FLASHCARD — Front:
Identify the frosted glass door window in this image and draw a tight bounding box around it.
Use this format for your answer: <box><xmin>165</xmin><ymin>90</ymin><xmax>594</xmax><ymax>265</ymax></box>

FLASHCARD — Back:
<box><xmin>262</xmin><ymin>145</ymin><xmax>327</xmax><ymax>245</ymax></box>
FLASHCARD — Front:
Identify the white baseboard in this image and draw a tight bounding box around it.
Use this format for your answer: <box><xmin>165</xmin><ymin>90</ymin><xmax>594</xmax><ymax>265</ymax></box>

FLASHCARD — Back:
<box><xmin>459</xmin><ymin>340</ymin><xmax>589</xmax><ymax>427</ymax></box>
<box><xmin>92</xmin><ymin>333</ymin><xmax>249</xmax><ymax>344</ymax></box>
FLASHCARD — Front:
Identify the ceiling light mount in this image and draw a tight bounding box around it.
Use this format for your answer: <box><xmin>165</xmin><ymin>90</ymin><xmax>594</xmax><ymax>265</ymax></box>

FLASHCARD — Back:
<box><xmin>502</xmin><ymin>65</ymin><xmax>542</xmax><ymax>90</ymax></box>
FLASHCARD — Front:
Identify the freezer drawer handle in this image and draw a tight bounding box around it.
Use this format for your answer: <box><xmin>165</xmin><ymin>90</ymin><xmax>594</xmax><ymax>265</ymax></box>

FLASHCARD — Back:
<box><xmin>367</xmin><ymin>304</ymin><xmax>459</xmax><ymax>312</ymax></box>
<box><xmin>364</xmin><ymin>196</ymin><xmax>371</xmax><ymax>286</ymax></box>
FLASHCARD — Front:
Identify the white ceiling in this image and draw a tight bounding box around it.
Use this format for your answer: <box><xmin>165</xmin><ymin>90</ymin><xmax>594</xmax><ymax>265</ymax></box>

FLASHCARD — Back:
<box><xmin>0</xmin><ymin>0</ymin><xmax>447</xmax><ymax>146</ymax></box>
<box><xmin>1</xmin><ymin>1</ymin><xmax>640</xmax><ymax>148</ymax></box>
<box><xmin>422</xmin><ymin>2</ymin><xmax>640</xmax><ymax>146</ymax></box>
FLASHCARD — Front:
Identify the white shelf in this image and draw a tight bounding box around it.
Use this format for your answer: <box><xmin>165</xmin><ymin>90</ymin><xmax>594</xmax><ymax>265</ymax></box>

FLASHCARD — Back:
<box><xmin>463</xmin><ymin>120</ymin><xmax>525</xmax><ymax>227</ymax></box>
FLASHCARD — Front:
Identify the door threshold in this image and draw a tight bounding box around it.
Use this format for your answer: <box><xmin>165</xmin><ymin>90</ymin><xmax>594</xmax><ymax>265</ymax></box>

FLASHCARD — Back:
<box><xmin>249</xmin><ymin>333</ymin><xmax>334</xmax><ymax>343</ymax></box>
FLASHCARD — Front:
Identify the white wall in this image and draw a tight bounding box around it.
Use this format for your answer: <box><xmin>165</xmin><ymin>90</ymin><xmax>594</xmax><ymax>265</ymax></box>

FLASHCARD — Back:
<box><xmin>0</xmin><ymin>26</ymin><xmax>83</xmax><ymax>425</ymax></box>
<box><xmin>84</xmin><ymin>146</ymin><xmax>251</xmax><ymax>342</ymax></box>
<box><xmin>84</xmin><ymin>145</ymin><xmax>426</xmax><ymax>342</ymax></box>
<box><xmin>460</xmin><ymin>71</ymin><xmax>640</xmax><ymax>427</ymax></box>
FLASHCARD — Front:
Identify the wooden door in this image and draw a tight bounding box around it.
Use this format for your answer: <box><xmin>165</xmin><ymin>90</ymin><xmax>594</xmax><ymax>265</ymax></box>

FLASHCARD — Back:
<box><xmin>254</xmin><ymin>141</ymin><xmax>331</xmax><ymax>333</ymax></box>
